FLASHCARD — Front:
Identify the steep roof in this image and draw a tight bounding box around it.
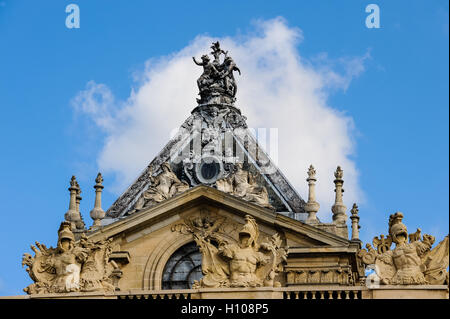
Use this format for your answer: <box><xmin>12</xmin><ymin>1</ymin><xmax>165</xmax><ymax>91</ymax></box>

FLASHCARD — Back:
<box><xmin>105</xmin><ymin>42</ymin><xmax>309</xmax><ymax>222</ymax></box>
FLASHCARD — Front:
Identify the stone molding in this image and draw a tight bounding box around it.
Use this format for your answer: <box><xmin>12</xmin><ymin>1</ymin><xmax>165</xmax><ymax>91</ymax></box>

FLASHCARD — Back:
<box><xmin>3</xmin><ymin>285</ymin><xmax>447</xmax><ymax>299</ymax></box>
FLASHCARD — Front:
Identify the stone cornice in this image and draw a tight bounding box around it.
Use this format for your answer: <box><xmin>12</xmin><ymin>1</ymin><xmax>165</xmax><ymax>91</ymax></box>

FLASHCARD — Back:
<box><xmin>88</xmin><ymin>185</ymin><xmax>350</xmax><ymax>247</ymax></box>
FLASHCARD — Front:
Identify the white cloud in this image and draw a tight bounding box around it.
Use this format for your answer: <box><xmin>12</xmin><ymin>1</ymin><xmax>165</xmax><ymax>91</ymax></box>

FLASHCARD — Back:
<box><xmin>71</xmin><ymin>17</ymin><xmax>367</xmax><ymax>221</ymax></box>
<box><xmin>71</xmin><ymin>81</ymin><xmax>116</xmax><ymax>131</ymax></box>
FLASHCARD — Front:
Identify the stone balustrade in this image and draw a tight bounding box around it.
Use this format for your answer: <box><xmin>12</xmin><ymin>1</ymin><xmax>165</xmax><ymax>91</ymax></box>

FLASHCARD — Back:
<box><xmin>2</xmin><ymin>285</ymin><xmax>447</xmax><ymax>299</ymax></box>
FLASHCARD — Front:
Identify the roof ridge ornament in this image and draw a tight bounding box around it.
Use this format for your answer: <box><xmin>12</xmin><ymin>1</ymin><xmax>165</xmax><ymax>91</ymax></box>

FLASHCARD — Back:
<box><xmin>65</xmin><ymin>176</ymin><xmax>81</xmax><ymax>230</ymax></box>
<box><xmin>90</xmin><ymin>172</ymin><xmax>105</xmax><ymax>229</ymax></box>
<box><xmin>74</xmin><ymin>180</ymin><xmax>86</xmax><ymax>230</ymax></box>
<box><xmin>331</xmin><ymin>166</ymin><xmax>347</xmax><ymax>225</ymax></box>
<box><xmin>304</xmin><ymin>165</ymin><xmax>320</xmax><ymax>224</ymax></box>
<box><xmin>350</xmin><ymin>203</ymin><xmax>361</xmax><ymax>241</ymax></box>
<box><xmin>193</xmin><ymin>41</ymin><xmax>241</xmax><ymax>106</ymax></box>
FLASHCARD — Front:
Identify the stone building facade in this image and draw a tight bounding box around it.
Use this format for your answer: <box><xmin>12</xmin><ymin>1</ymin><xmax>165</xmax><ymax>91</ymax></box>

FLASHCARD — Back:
<box><xmin>10</xmin><ymin>43</ymin><xmax>448</xmax><ymax>300</ymax></box>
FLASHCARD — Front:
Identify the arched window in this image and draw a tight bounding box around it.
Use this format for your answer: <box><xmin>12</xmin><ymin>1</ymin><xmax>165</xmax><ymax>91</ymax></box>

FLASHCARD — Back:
<box><xmin>162</xmin><ymin>242</ymin><xmax>202</xmax><ymax>290</ymax></box>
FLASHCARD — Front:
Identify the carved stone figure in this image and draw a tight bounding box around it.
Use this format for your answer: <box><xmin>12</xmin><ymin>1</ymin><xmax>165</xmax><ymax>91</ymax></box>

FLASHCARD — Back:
<box><xmin>193</xmin><ymin>41</ymin><xmax>241</xmax><ymax>105</ymax></box>
<box><xmin>210</xmin><ymin>41</ymin><xmax>228</xmax><ymax>66</ymax></box>
<box><xmin>220</xmin><ymin>56</ymin><xmax>241</xmax><ymax>98</ymax></box>
<box><xmin>358</xmin><ymin>212</ymin><xmax>449</xmax><ymax>285</ymax></box>
<box><xmin>173</xmin><ymin>213</ymin><xmax>287</xmax><ymax>288</ymax></box>
<box><xmin>193</xmin><ymin>55</ymin><xmax>220</xmax><ymax>94</ymax></box>
<box><xmin>218</xmin><ymin>215</ymin><xmax>270</xmax><ymax>287</ymax></box>
<box><xmin>22</xmin><ymin>221</ymin><xmax>121</xmax><ymax>294</ymax></box>
<box><xmin>216</xmin><ymin>174</ymin><xmax>234</xmax><ymax>194</ymax></box>
<box><xmin>243</xmin><ymin>172</ymin><xmax>271</xmax><ymax>208</ymax></box>
<box><xmin>215</xmin><ymin>164</ymin><xmax>273</xmax><ymax>209</ymax></box>
<box><xmin>134</xmin><ymin>162</ymin><xmax>189</xmax><ymax>211</ymax></box>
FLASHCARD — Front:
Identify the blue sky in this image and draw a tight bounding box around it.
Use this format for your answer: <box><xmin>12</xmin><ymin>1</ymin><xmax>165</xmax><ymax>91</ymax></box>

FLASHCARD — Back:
<box><xmin>0</xmin><ymin>1</ymin><xmax>448</xmax><ymax>295</ymax></box>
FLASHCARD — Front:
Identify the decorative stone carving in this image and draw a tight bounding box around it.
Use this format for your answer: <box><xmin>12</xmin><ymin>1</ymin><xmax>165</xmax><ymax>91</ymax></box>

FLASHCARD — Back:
<box><xmin>409</xmin><ymin>228</ymin><xmax>422</xmax><ymax>243</ymax></box>
<box><xmin>181</xmin><ymin>105</ymin><xmax>245</xmax><ymax>187</ymax></box>
<box><xmin>171</xmin><ymin>209</ymin><xmax>236</xmax><ymax>239</ymax></box>
<box><xmin>372</xmin><ymin>234</ymin><xmax>392</xmax><ymax>254</ymax></box>
<box><xmin>133</xmin><ymin>162</ymin><xmax>189</xmax><ymax>212</ymax></box>
<box><xmin>78</xmin><ymin>234</ymin><xmax>119</xmax><ymax>292</ymax></box>
<box><xmin>215</xmin><ymin>163</ymin><xmax>273</xmax><ymax>209</ymax></box>
<box><xmin>286</xmin><ymin>267</ymin><xmax>353</xmax><ymax>285</ymax></box>
<box><xmin>22</xmin><ymin>221</ymin><xmax>121</xmax><ymax>294</ymax></box>
<box><xmin>358</xmin><ymin>212</ymin><xmax>449</xmax><ymax>285</ymax></box>
<box><xmin>173</xmin><ymin>214</ymin><xmax>287</xmax><ymax>288</ymax></box>
<box><xmin>193</xmin><ymin>41</ymin><xmax>241</xmax><ymax>105</ymax></box>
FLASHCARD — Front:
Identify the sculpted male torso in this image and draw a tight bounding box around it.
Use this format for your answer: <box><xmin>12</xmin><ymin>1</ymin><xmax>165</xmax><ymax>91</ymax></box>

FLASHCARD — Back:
<box><xmin>218</xmin><ymin>232</ymin><xmax>268</xmax><ymax>287</ymax></box>
<box><xmin>390</xmin><ymin>240</ymin><xmax>427</xmax><ymax>284</ymax></box>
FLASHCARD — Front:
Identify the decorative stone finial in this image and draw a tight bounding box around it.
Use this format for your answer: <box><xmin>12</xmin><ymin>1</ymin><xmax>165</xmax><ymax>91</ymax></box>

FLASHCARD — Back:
<box><xmin>95</xmin><ymin>172</ymin><xmax>104</xmax><ymax>185</ymax></box>
<box><xmin>331</xmin><ymin>166</ymin><xmax>347</xmax><ymax>225</ymax></box>
<box><xmin>334</xmin><ymin>166</ymin><xmax>344</xmax><ymax>180</ymax></box>
<box><xmin>70</xmin><ymin>175</ymin><xmax>77</xmax><ymax>187</ymax></box>
<box><xmin>74</xmin><ymin>181</ymin><xmax>86</xmax><ymax>230</ymax></box>
<box><xmin>90</xmin><ymin>173</ymin><xmax>105</xmax><ymax>229</ymax></box>
<box><xmin>307</xmin><ymin>165</ymin><xmax>316</xmax><ymax>179</ymax></box>
<box><xmin>65</xmin><ymin>176</ymin><xmax>81</xmax><ymax>230</ymax></box>
<box><xmin>350</xmin><ymin>203</ymin><xmax>360</xmax><ymax>241</ymax></box>
<box><xmin>75</xmin><ymin>181</ymin><xmax>82</xmax><ymax>211</ymax></box>
<box><xmin>304</xmin><ymin>165</ymin><xmax>320</xmax><ymax>224</ymax></box>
